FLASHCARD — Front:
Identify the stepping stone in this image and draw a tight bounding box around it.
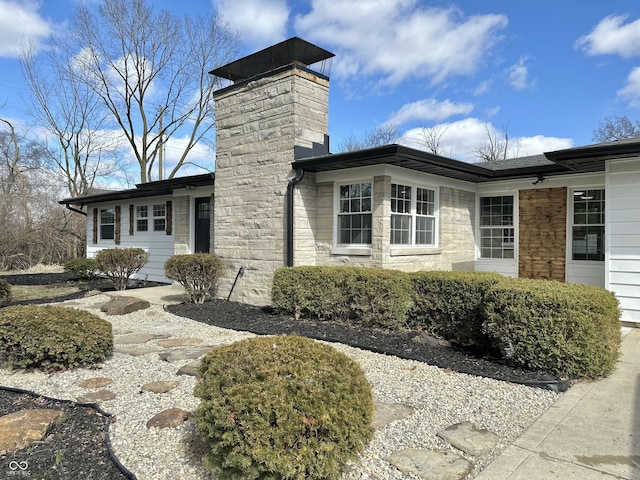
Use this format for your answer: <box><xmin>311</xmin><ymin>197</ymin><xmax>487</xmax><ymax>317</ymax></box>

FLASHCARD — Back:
<box><xmin>141</xmin><ymin>381</ymin><xmax>180</xmax><ymax>394</ymax></box>
<box><xmin>76</xmin><ymin>390</ymin><xmax>117</xmax><ymax>404</ymax></box>
<box><xmin>115</xmin><ymin>346</ymin><xmax>163</xmax><ymax>357</ymax></box>
<box><xmin>388</xmin><ymin>449</ymin><xmax>473</xmax><ymax>480</ymax></box>
<box><xmin>116</xmin><ymin>334</ymin><xmax>168</xmax><ymax>345</ymax></box>
<box><xmin>158</xmin><ymin>338</ymin><xmax>203</xmax><ymax>347</ymax></box>
<box><xmin>146</xmin><ymin>408</ymin><xmax>191</xmax><ymax>429</ymax></box>
<box><xmin>177</xmin><ymin>361</ymin><xmax>201</xmax><ymax>377</ymax></box>
<box><xmin>437</xmin><ymin>421</ymin><xmax>500</xmax><ymax>457</ymax></box>
<box><xmin>78</xmin><ymin>377</ymin><xmax>113</xmax><ymax>389</ymax></box>
<box><xmin>101</xmin><ymin>296</ymin><xmax>150</xmax><ymax>315</ymax></box>
<box><xmin>159</xmin><ymin>346</ymin><xmax>213</xmax><ymax>362</ymax></box>
<box><xmin>372</xmin><ymin>402</ymin><xmax>415</xmax><ymax>430</ymax></box>
<box><xmin>412</xmin><ymin>332</ymin><xmax>451</xmax><ymax>347</ymax></box>
<box><xmin>0</xmin><ymin>409</ymin><xmax>64</xmax><ymax>455</ymax></box>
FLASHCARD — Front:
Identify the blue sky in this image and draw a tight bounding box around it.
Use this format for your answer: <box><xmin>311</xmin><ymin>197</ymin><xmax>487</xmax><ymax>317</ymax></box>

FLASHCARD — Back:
<box><xmin>2</xmin><ymin>0</ymin><xmax>640</xmax><ymax>174</ymax></box>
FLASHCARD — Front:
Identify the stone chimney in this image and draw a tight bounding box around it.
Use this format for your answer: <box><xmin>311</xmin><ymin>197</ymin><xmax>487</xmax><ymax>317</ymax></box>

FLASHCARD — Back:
<box><xmin>210</xmin><ymin>37</ymin><xmax>334</xmax><ymax>304</ymax></box>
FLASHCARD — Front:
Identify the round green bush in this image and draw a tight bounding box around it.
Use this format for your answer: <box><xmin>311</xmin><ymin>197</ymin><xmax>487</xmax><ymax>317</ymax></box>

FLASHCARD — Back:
<box><xmin>63</xmin><ymin>258</ymin><xmax>99</xmax><ymax>279</ymax></box>
<box><xmin>194</xmin><ymin>335</ymin><xmax>374</xmax><ymax>480</ymax></box>
<box><xmin>164</xmin><ymin>253</ymin><xmax>225</xmax><ymax>304</ymax></box>
<box><xmin>0</xmin><ymin>305</ymin><xmax>113</xmax><ymax>371</ymax></box>
<box><xmin>95</xmin><ymin>248</ymin><xmax>149</xmax><ymax>290</ymax></box>
<box><xmin>483</xmin><ymin>278</ymin><xmax>621</xmax><ymax>379</ymax></box>
<box><xmin>0</xmin><ymin>279</ymin><xmax>12</xmax><ymax>306</ymax></box>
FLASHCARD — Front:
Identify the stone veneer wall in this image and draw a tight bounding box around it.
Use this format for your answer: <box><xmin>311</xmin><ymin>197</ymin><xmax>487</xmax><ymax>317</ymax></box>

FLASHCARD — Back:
<box><xmin>314</xmin><ymin>177</ymin><xmax>476</xmax><ymax>271</ymax></box>
<box><xmin>173</xmin><ymin>196</ymin><xmax>190</xmax><ymax>255</ymax></box>
<box><xmin>213</xmin><ymin>67</ymin><xmax>328</xmax><ymax>305</ymax></box>
<box><xmin>518</xmin><ymin>187</ymin><xmax>567</xmax><ymax>281</ymax></box>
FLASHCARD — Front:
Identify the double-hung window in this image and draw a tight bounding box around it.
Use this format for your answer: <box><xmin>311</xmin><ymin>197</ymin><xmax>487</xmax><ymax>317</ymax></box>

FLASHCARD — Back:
<box><xmin>479</xmin><ymin>196</ymin><xmax>514</xmax><ymax>259</ymax></box>
<box><xmin>390</xmin><ymin>183</ymin><xmax>436</xmax><ymax>246</ymax></box>
<box><xmin>571</xmin><ymin>189</ymin><xmax>604</xmax><ymax>261</ymax></box>
<box><xmin>337</xmin><ymin>182</ymin><xmax>372</xmax><ymax>245</ymax></box>
<box><xmin>100</xmin><ymin>208</ymin><xmax>115</xmax><ymax>240</ymax></box>
<box><xmin>136</xmin><ymin>206</ymin><xmax>148</xmax><ymax>232</ymax></box>
<box><xmin>153</xmin><ymin>204</ymin><xmax>166</xmax><ymax>232</ymax></box>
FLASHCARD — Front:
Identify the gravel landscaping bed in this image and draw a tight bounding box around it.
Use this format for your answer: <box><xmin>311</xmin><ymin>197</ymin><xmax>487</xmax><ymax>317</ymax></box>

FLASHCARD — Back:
<box><xmin>0</xmin><ymin>273</ymin><xmax>561</xmax><ymax>479</ymax></box>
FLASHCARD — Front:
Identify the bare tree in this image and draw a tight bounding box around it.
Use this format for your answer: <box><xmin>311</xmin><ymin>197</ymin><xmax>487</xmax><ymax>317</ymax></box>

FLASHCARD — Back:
<box><xmin>476</xmin><ymin>124</ymin><xmax>511</xmax><ymax>162</ymax></box>
<box><xmin>56</xmin><ymin>0</ymin><xmax>237</xmax><ymax>183</ymax></box>
<box><xmin>338</xmin><ymin>124</ymin><xmax>400</xmax><ymax>152</ymax></box>
<box><xmin>416</xmin><ymin>123</ymin><xmax>449</xmax><ymax>155</ymax></box>
<box><xmin>21</xmin><ymin>45</ymin><xmax>120</xmax><ymax>197</ymax></box>
<box><xmin>593</xmin><ymin>115</ymin><xmax>640</xmax><ymax>143</ymax></box>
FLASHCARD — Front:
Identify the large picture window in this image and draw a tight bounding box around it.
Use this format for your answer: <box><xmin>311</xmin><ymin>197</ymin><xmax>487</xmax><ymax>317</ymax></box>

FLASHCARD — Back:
<box><xmin>391</xmin><ymin>183</ymin><xmax>436</xmax><ymax>246</ymax></box>
<box><xmin>100</xmin><ymin>208</ymin><xmax>115</xmax><ymax>240</ymax></box>
<box><xmin>479</xmin><ymin>196</ymin><xmax>514</xmax><ymax>259</ymax></box>
<box><xmin>572</xmin><ymin>189</ymin><xmax>604</xmax><ymax>261</ymax></box>
<box><xmin>338</xmin><ymin>182</ymin><xmax>372</xmax><ymax>245</ymax></box>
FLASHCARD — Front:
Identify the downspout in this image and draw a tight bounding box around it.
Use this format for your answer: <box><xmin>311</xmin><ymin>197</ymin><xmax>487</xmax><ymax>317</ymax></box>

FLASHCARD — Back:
<box><xmin>63</xmin><ymin>204</ymin><xmax>87</xmax><ymax>216</ymax></box>
<box><xmin>286</xmin><ymin>168</ymin><xmax>305</xmax><ymax>267</ymax></box>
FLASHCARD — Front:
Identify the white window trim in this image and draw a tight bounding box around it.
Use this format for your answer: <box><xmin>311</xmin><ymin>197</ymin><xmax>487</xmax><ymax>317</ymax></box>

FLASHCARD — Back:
<box><xmin>99</xmin><ymin>207</ymin><xmax>115</xmax><ymax>241</ymax></box>
<box><xmin>333</xmin><ymin>179</ymin><xmax>374</xmax><ymax>249</ymax></box>
<box><xmin>566</xmin><ymin>186</ymin><xmax>605</xmax><ymax>265</ymax></box>
<box><xmin>476</xmin><ymin>193</ymin><xmax>518</xmax><ymax>263</ymax></box>
<box><xmin>136</xmin><ymin>205</ymin><xmax>149</xmax><ymax>232</ymax></box>
<box><xmin>389</xmin><ymin>182</ymin><xmax>439</xmax><ymax>250</ymax></box>
<box><xmin>152</xmin><ymin>203</ymin><xmax>166</xmax><ymax>232</ymax></box>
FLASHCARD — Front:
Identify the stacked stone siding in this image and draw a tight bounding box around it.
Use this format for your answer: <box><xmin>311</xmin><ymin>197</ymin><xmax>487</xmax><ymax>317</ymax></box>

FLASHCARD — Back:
<box><xmin>213</xmin><ymin>67</ymin><xmax>329</xmax><ymax>305</ymax></box>
<box><xmin>518</xmin><ymin>187</ymin><xmax>567</xmax><ymax>281</ymax></box>
<box><xmin>173</xmin><ymin>196</ymin><xmax>190</xmax><ymax>255</ymax></box>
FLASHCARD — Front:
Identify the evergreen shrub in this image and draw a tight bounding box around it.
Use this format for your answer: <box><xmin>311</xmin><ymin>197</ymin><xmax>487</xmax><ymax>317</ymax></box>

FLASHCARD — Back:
<box><xmin>0</xmin><ymin>305</ymin><xmax>113</xmax><ymax>371</ymax></box>
<box><xmin>95</xmin><ymin>248</ymin><xmax>149</xmax><ymax>290</ymax></box>
<box><xmin>0</xmin><ymin>279</ymin><xmax>11</xmax><ymax>306</ymax></box>
<box><xmin>164</xmin><ymin>253</ymin><xmax>225</xmax><ymax>304</ymax></box>
<box><xmin>271</xmin><ymin>266</ymin><xmax>413</xmax><ymax>329</ymax></box>
<box><xmin>483</xmin><ymin>278</ymin><xmax>621</xmax><ymax>379</ymax></box>
<box><xmin>408</xmin><ymin>271</ymin><xmax>503</xmax><ymax>347</ymax></box>
<box><xmin>63</xmin><ymin>258</ymin><xmax>100</xmax><ymax>279</ymax></box>
<box><xmin>194</xmin><ymin>335</ymin><xmax>374</xmax><ymax>480</ymax></box>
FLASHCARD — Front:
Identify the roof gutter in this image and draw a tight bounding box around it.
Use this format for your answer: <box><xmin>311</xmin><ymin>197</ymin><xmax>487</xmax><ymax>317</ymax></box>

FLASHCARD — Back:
<box><xmin>286</xmin><ymin>169</ymin><xmax>305</xmax><ymax>267</ymax></box>
<box><xmin>64</xmin><ymin>204</ymin><xmax>87</xmax><ymax>217</ymax></box>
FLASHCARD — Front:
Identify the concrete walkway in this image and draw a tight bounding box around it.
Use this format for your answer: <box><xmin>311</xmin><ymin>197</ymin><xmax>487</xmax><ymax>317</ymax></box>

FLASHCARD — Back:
<box><xmin>108</xmin><ymin>284</ymin><xmax>187</xmax><ymax>306</ymax></box>
<box><xmin>477</xmin><ymin>328</ymin><xmax>640</xmax><ymax>480</ymax></box>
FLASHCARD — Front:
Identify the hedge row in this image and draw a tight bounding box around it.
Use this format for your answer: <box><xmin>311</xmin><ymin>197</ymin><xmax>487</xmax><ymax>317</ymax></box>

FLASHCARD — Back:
<box><xmin>271</xmin><ymin>266</ymin><xmax>622</xmax><ymax>379</ymax></box>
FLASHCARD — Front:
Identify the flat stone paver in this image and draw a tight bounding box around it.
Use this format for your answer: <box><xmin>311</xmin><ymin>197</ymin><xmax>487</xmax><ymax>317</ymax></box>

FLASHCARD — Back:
<box><xmin>177</xmin><ymin>361</ymin><xmax>201</xmax><ymax>377</ymax></box>
<box><xmin>141</xmin><ymin>381</ymin><xmax>180</xmax><ymax>394</ymax></box>
<box><xmin>389</xmin><ymin>449</ymin><xmax>473</xmax><ymax>480</ymax></box>
<box><xmin>76</xmin><ymin>390</ymin><xmax>116</xmax><ymax>404</ymax></box>
<box><xmin>372</xmin><ymin>402</ymin><xmax>415</xmax><ymax>430</ymax></box>
<box><xmin>78</xmin><ymin>377</ymin><xmax>113</xmax><ymax>389</ymax></box>
<box><xmin>158</xmin><ymin>346</ymin><xmax>213</xmax><ymax>362</ymax></box>
<box><xmin>158</xmin><ymin>338</ymin><xmax>203</xmax><ymax>347</ymax></box>
<box><xmin>115</xmin><ymin>334</ymin><xmax>168</xmax><ymax>345</ymax></box>
<box><xmin>0</xmin><ymin>409</ymin><xmax>64</xmax><ymax>455</ymax></box>
<box><xmin>437</xmin><ymin>421</ymin><xmax>500</xmax><ymax>457</ymax></box>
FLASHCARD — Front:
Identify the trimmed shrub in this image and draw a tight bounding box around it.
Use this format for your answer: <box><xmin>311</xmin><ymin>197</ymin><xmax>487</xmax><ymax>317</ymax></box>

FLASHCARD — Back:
<box><xmin>0</xmin><ymin>279</ymin><xmax>11</xmax><ymax>306</ymax></box>
<box><xmin>408</xmin><ymin>271</ymin><xmax>503</xmax><ymax>347</ymax></box>
<box><xmin>483</xmin><ymin>278</ymin><xmax>621</xmax><ymax>379</ymax></box>
<box><xmin>95</xmin><ymin>248</ymin><xmax>149</xmax><ymax>290</ymax></box>
<box><xmin>63</xmin><ymin>258</ymin><xmax>99</xmax><ymax>279</ymax></box>
<box><xmin>194</xmin><ymin>335</ymin><xmax>374</xmax><ymax>480</ymax></box>
<box><xmin>164</xmin><ymin>253</ymin><xmax>225</xmax><ymax>304</ymax></box>
<box><xmin>0</xmin><ymin>305</ymin><xmax>113</xmax><ymax>371</ymax></box>
<box><xmin>271</xmin><ymin>266</ymin><xmax>413</xmax><ymax>329</ymax></box>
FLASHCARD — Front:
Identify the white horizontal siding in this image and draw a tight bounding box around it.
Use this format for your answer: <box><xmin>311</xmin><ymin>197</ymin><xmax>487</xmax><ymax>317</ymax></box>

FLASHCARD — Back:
<box><xmin>86</xmin><ymin>197</ymin><xmax>174</xmax><ymax>284</ymax></box>
<box><xmin>566</xmin><ymin>262</ymin><xmax>605</xmax><ymax>287</ymax></box>
<box><xmin>607</xmin><ymin>157</ymin><xmax>640</xmax><ymax>324</ymax></box>
<box><xmin>474</xmin><ymin>261</ymin><xmax>517</xmax><ymax>277</ymax></box>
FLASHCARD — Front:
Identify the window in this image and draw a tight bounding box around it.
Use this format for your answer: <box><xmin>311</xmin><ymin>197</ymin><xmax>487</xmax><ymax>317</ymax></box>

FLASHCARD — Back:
<box><xmin>136</xmin><ymin>205</ymin><xmax>148</xmax><ymax>232</ymax></box>
<box><xmin>153</xmin><ymin>204</ymin><xmax>166</xmax><ymax>232</ymax></box>
<box><xmin>338</xmin><ymin>182</ymin><xmax>372</xmax><ymax>245</ymax></box>
<box><xmin>100</xmin><ymin>208</ymin><xmax>115</xmax><ymax>240</ymax></box>
<box><xmin>391</xmin><ymin>184</ymin><xmax>436</xmax><ymax>245</ymax></box>
<box><xmin>572</xmin><ymin>189</ymin><xmax>604</xmax><ymax>261</ymax></box>
<box><xmin>480</xmin><ymin>196</ymin><xmax>514</xmax><ymax>259</ymax></box>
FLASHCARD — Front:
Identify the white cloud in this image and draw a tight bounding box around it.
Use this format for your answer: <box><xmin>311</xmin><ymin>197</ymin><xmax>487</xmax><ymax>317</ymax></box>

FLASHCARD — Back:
<box><xmin>618</xmin><ymin>66</ymin><xmax>640</xmax><ymax>107</ymax></box>
<box><xmin>294</xmin><ymin>0</ymin><xmax>507</xmax><ymax>86</ymax></box>
<box><xmin>0</xmin><ymin>0</ymin><xmax>51</xmax><ymax>57</ymax></box>
<box><xmin>576</xmin><ymin>14</ymin><xmax>640</xmax><ymax>58</ymax></box>
<box><xmin>214</xmin><ymin>0</ymin><xmax>289</xmax><ymax>47</ymax></box>
<box><xmin>400</xmin><ymin>118</ymin><xmax>572</xmax><ymax>163</ymax></box>
<box><xmin>386</xmin><ymin>99</ymin><xmax>473</xmax><ymax>126</ymax></box>
<box><xmin>507</xmin><ymin>57</ymin><xmax>532</xmax><ymax>90</ymax></box>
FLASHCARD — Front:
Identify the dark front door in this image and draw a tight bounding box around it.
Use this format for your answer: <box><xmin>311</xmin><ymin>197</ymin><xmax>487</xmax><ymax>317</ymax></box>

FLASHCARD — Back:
<box><xmin>194</xmin><ymin>197</ymin><xmax>211</xmax><ymax>253</ymax></box>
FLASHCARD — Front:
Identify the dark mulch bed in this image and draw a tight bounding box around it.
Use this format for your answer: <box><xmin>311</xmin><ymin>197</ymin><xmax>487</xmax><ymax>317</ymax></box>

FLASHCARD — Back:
<box><xmin>0</xmin><ymin>388</ymin><xmax>131</xmax><ymax>480</ymax></box>
<box><xmin>166</xmin><ymin>299</ymin><xmax>564</xmax><ymax>389</ymax></box>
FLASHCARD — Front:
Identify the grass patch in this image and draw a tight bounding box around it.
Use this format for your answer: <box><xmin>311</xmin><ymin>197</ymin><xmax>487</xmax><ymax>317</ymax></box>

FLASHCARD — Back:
<box><xmin>10</xmin><ymin>284</ymin><xmax>83</xmax><ymax>302</ymax></box>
